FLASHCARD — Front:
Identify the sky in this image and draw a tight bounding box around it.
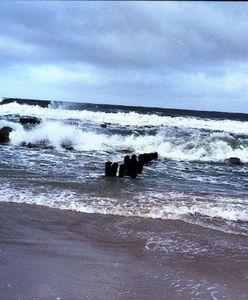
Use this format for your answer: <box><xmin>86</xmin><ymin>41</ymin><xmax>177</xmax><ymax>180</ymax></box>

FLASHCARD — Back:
<box><xmin>1</xmin><ymin>1</ymin><xmax>248</xmax><ymax>113</ymax></box>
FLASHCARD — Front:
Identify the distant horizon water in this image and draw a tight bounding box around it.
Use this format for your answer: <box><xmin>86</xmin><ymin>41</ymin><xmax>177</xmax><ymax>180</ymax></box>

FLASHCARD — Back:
<box><xmin>1</xmin><ymin>96</ymin><xmax>248</xmax><ymax>119</ymax></box>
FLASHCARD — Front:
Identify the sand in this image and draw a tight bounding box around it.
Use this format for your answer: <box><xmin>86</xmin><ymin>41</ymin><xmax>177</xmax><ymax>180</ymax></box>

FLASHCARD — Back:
<box><xmin>0</xmin><ymin>201</ymin><xmax>248</xmax><ymax>300</ymax></box>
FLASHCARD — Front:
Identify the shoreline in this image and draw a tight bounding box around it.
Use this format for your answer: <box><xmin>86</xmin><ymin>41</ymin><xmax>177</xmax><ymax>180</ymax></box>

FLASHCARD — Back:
<box><xmin>1</xmin><ymin>201</ymin><xmax>248</xmax><ymax>299</ymax></box>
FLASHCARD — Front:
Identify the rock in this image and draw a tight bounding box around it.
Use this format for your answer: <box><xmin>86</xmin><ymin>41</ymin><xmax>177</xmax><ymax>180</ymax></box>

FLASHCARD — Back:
<box><xmin>20</xmin><ymin>140</ymin><xmax>54</xmax><ymax>150</ymax></box>
<box><xmin>227</xmin><ymin>157</ymin><xmax>241</xmax><ymax>165</ymax></box>
<box><xmin>152</xmin><ymin>152</ymin><xmax>158</xmax><ymax>160</ymax></box>
<box><xmin>118</xmin><ymin>155</ymin><xmax>138</xmax><ymax>178</ymax></box>
<box><xmin>118</xmin><ymin>164</ymin><xmax>126</xmax><ymax>178</ymax></box>
<box><xmin>105</xmin><ymin>161</ymin><xmax>118</xmax><ymax>177</ymax></box>
<box><xmin>106</xmin><ymin>151</ymin><xmax>159</xmax><ymax>179</ymax></box>
<box><xmin>20</xmin><ymin>116</ymin><xmax>41</xmax><ymax>125</ymax></box>
<box><xmin>124</xmin><ymin>155</ymin><xmax>131</xmax><ymax>165</ymax></box>
<box><xmin>123</xmin><ymin>155</ymin><xmax>131</xmax><ymax>176</ymax></box>
<box><xmin>111</xmin><ymin>162</ymin><xmax>118</xmax><ymax>177</ymax></box>
<box><xmin>105</xmin><ymin>161</ymin><xmax>112</xmax><ymax>177</ymax></box>
<box><xmin>127</xmin><ymin>154</ymin><xmax>138</xmax><ymax>179</ymax></box>
<box><xmin>100</xmin><ymin>122</ymin><xmax>111</xmax><ymax>128</ymax></box>
<box><xmin>137</xmin><ymin>160</ymin><xmax>144</xmax><ymax>174</ymax></box>
<box><xmin>138</xmin><ymin>152</ymin><xmax>158</xmax><ymax>165</ymax></box>
<box><xmin>120</xmin><ymin>149</ymin><xmax>132</xmax><ymax>153</ymax></box>
<box><xmin>61</xmin><ymin>141</ymin><xmax>74</xmax><ymax>151</ymax></box>
<box><xmin>0</xmin><ymin>127</ymin><xmax>13</xmax><ymax>143</ymax></box>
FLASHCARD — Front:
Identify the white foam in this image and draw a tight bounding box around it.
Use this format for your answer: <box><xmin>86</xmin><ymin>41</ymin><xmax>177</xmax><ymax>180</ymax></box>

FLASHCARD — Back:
<box><xmin>0</xmin><ymin>119</ymin><xmax>23</xmax><ymax>131</ymax></box>
<box><xmin>1</xmin><ymin>118</ymin><xmax>247</xmax><ymax>162</ymax></box>
<box><xmin>9</xmin><ymin>121</ymin><xmax>107</xmax><ymax>151</ymax></box>
<box><xmin>1</xmin><ymin>102</ymin><xmax>248</xmax><ymax>135</ymax></box>
<box><xmin>1</xmin><ymin>183</ymin><xmax>247</xmax><ymax>224</ymax></box>
<box><xmin>145</xmin><ymin>234</ymin><xmax>209</xmax><ymax>254</ymax></box>
<box><xmin>1</xmin><ymin>103</ymin><xmax>248</xmax><ymax>162</ymax></box>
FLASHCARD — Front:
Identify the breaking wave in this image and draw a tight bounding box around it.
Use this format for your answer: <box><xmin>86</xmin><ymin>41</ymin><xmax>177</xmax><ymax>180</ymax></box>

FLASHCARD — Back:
<box><xmin>1</xmin><ymin>182</ymin><xmax>247</xmax><ymax>235</ymax></box>
<box><xmin>0</xmin><ymin>118</ymin><xmax>247</xmax><ymax>163</ymax></box>
<box><xmin>1</xmin><ymin>102</ymin><xmax>248</xmax><ymax>135</ymax></box>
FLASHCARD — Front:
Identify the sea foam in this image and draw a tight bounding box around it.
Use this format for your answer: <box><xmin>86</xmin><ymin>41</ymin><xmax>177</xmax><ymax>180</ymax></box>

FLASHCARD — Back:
<box><xmin>1</xmin><ymin>102</ymin><xmax>248</xmax><ymax>134</ymax></box>
<box><xmin>1</xmin><ymin>118</ymin><xmax>247</xmax><ymax>163</ymax></box>
<box><xmin>1</xmin><ymin>102</ymin><xmax>248</xmax><ymax>162</ymax></box>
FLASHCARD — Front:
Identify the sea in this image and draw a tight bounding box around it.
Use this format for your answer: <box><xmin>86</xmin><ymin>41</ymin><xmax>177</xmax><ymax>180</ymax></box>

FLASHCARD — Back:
<box><xmin>0</xmin><ymin>98</ymin><xmax>248</xmax><ymax>237</ymax></box>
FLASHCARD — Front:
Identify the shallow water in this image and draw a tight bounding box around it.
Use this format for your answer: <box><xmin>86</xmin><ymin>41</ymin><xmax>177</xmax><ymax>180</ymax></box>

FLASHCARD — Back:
<box><xmin>0</xmin><ymin>100</ymin><xmax>248</xmax><ymax>236</ymax></box>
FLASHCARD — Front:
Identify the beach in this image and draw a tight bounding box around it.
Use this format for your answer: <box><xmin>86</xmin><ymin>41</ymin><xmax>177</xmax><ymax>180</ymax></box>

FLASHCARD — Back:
<box><xmin>1</xmin><ymin>201</ymin><xmax>248</xmax><ymax>300</ymax></box>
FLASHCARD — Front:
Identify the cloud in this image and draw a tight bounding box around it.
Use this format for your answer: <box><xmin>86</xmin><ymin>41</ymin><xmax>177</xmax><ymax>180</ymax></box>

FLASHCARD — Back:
<box><xmin>0</xmin><ymin>1</ymin><xmax>248</xmax><ymax>112</ymax></box>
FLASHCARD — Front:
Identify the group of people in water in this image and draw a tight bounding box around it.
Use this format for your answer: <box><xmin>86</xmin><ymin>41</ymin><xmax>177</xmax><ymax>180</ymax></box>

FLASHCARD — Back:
<box><xmin>105</xmin><ymin>152</ymin><xmax>158</xmax><ymax>179</ymax></box>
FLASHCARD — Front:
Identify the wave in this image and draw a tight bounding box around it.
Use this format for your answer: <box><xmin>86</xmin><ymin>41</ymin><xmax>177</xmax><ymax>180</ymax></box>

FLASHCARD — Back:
<box><xmin>1</xmin><ymin>102</ymin><xmax>248</xmax><ymax>162</ymax></box>
<box><xmin>0</xmin><ymin>121</ymin><xmax>248</xmax><ymax>163</ymax></box>
<box><xmin>1</xmin><ymin>102</ymin><xmax>248</xmax><ymax>135</ymax></box>
<box><xmin>1</xmin><ymin>118</ymin><xmax>247</xmax><ymax>162</ymax></box>
<box><xmin>157</xmin><ymin>130</ymin><xmax>248</xmax><ymax>163</ymax></box>
<box><xmin>1</xmin><ymin>183</ymin><xmax>247</xmax><ymax>236</ymax></box>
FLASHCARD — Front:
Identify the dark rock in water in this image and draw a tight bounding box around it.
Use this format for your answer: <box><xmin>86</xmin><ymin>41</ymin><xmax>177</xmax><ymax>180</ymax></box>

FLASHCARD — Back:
<box><xmin>111</xmin><ymin>162</ymin><xmax>118</xmax><ymax>177</ymax></box>
<box><xmin>131</xmin><ymin>154</ymin><xmax>137</xmax><ymax>163</ymax></box>
<box><xmin>124</xmin><ymin>155</ymin><xmax>131</xmax><ymax>165</ymax></box>
<box><xmin>152</xmin><ymin>152</ymin><xmax>158</xmax><ymax>160</ymax></box>
<box><xmin>0</xmin><ymin>127</ymin><xmax>13</xmax><ymax>143</ymax></box>
<box><xmin>123</xmin><ymin>155</ymin><xmax>131</xmax><ymax>176</ymax></box>
<box><xmin>20</xmin><ymin>116</ymin><xmax>41</xmax><ymax>125</ymax></box>
<box><xmin>120</xmin><ymin>149</ymin><xmax>132</xmax><ymax>154</ymax></box>
<box><xmin>138</xmin><ymin>152</ymin><xmax>158</xmax><ymax>165</ymax></box>
<box><xmin>137</xmin><ymin>161</ymin><xmax>144</xmax><ymax>174</ymax></box>
<box><xmin>105</xmin><ymin>161</ymin><xmax>112</xmax><ymax>177</ymax></box>
<box><xmin>118</xmin><ymin>164</ymin><xmax>126</xmax><ymax>178</ymax></box>
<box><xmin>20</xmin><ymin>140</ymin><xmax>54</xmax><ymax>150</ymax></box>
<box><xmin>20</xmin><ymin>142</ymin><xmax>37</xmax><ymax>149</ymax></box>
<box><xmin>100</xmin><ymin>122</ymin><xmax>111</xmax><ymax>128</ymax></box>
<box><xmin>127</xmin><ymin>154</ymin><xmax>138</xmax><ymax>179</ymax></box>
<box><xmin>62</xmin><ymin>145</ymin><xmax>74</xmax><ymax>151</ymax></box>
<box><xmin>227</xmin><ymin>157</ymin><xmax>241</xmax><ymax>165</ymax></box>
<box><xmin>106</xmin><ymin>151</ymin><xmax>158</xmax><ymax>179</ymax></box>
<box><xmin>105</xmin><ymin>161</ymin><xmax>118</xmax><ymax>177</ymax></box>
<box><xmin>61</xmin><ymin>141</ymin><xmax>74</xmax><ymax>151</ymax></box>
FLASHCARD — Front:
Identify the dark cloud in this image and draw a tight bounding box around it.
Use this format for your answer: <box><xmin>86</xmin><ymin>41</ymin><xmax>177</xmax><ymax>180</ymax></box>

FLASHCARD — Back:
<box><xmin>1</xmin><ymin>1</ymin><xmax>248</xmax><ymax>112</ymax></box>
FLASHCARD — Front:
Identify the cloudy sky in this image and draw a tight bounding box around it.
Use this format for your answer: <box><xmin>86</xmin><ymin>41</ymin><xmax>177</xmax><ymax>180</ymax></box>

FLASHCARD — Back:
<box><xmin>1</xmin><ymin>1</ymin><xmax>248</xmax><ymax>113</ymax></box>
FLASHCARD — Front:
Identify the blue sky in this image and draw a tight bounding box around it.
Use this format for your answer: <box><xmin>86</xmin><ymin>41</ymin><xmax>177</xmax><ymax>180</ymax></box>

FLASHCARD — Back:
<box><xmin>1</xmin><ymin>1</ymin><xmax>248</xmax><ymax>113</ymax></box>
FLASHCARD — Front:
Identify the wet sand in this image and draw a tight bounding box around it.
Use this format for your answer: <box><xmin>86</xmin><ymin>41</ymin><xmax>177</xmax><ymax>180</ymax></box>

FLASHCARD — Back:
<box><xmin>0</xmin><ymin>202</ymin><xmax>248</xmax><ymax>300</ymax></box>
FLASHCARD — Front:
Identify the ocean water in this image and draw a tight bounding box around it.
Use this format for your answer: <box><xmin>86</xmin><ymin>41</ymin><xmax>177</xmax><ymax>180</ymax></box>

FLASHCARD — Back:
<box><xmin>0</xmin><ymin>99</ymin><xmax>248</xmax><ymax>236</ymax></box>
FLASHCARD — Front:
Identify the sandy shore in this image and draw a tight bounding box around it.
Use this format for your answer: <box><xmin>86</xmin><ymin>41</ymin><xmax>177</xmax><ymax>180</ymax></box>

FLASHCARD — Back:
<box><xmin>0</xmin><ymin>201</ymin><xmax>248</xmax><ymax>300</ymax></box>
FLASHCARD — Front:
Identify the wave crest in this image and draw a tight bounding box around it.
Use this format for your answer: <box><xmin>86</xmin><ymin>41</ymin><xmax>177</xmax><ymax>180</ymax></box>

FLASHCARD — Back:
<box><xmin>1</xmin><ymin>102</ymin><xmax>248</xmax><ymax>134</ymax></box>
